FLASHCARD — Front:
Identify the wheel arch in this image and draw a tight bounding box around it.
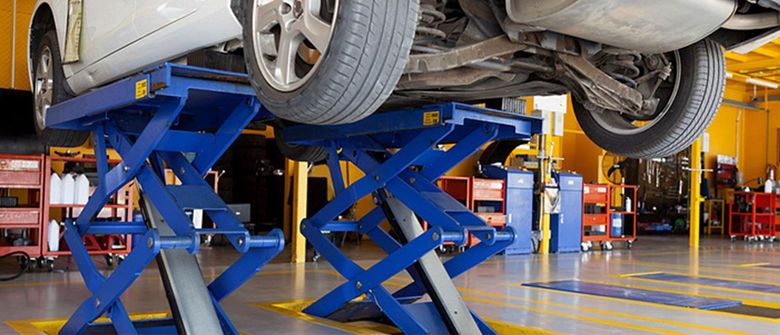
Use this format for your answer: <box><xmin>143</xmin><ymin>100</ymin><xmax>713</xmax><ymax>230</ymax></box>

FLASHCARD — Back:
<box><xmin>28</xmin><ymin>1</ymin><xmax>69</xmax><ymax>92</ymax></box>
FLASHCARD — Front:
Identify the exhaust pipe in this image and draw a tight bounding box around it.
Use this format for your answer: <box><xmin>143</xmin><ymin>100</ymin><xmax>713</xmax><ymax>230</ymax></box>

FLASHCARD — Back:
<box><xmin>723</xmin><ymin>12</ymin><xmax>780</xmax><ymax>30</ymax></box>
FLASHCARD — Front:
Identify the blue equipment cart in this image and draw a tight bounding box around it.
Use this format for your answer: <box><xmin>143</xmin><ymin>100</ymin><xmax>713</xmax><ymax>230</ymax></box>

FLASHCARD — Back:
<box><xmin>284</xmin><ymin>102</ymin><xmax>542</xmax><ymax>334</ymax></box>
<box><xmin>550</xmin><ymin>173</ymin><xmax>583</xmax><ymax>253</ymax></box>
<box><xmin>46</xmin><ymin>64</ymin><xmax>284</xmax><ymax>334</ymax></box>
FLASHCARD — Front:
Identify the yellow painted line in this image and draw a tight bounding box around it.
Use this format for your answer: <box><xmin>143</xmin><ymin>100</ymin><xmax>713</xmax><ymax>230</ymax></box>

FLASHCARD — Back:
<box><xmin>586</xmin><ymin>279</ymin><xmax>780</xmax><ymax>310</ymax></box>
<box><xmin>657</xmin><ymin>271</ymin><xmax>780</xmax><ymax>288</ymax></box>
<box><xmin>738</xmin><ymin>262</ymin><xmax>771</xmax><ymax>267</ymax></box>
<box><xmin>518</xmin><ymin>283</ymin><xmax>780</xmax><ymax>325</ymax></box>
<box><xmin>257</xmin><ymin>298</ymin><xmax>557</xmax><ymax>335</ymax></box>
<box><xmin>462</xmin><ymin>295</ymin><xmax>686</xmax><ymax>335</ymax></box>
<box><xmin>617</xmin><ymin>259</ymin><xmax>780</xmax><ymax>282</ymax></box>
<box><xmin>447</xmin><ymin>282</ymin><xmax>748</xmax><ymax>335</ymax></box>
<box><xmin>378</xmin><ymin>279</ymin><xmax>721</xmax><ymax>335</ymax></box>
<box><xmin>6</xmin><ymin>312</ymin><xmax>172</xmax><ymax>335</ymax></box>
<box><xmin>619</xmin><ymin>271</ymin><xmax>663</xmax><ymax>278</ymax></box>
<box><xmin>614</xmin><ymin>274</ymin><xmax>780</xmax><ymax>299</ymax></box>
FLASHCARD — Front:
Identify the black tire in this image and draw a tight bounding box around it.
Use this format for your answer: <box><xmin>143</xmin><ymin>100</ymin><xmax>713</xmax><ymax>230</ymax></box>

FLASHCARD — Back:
<box><xmin>274</xmin><ymin>128</ymin><xmax>327</xmax><ymax>163</ymax></box>
<box><xmin>242</xmin><ymin>0</ymin><xmax>419</xmax><ymax>125</ymax></box>
<box><xmin>32</xmin><ymin>30</ymin><xmax>88</xmax><ymax>147</ymax></box>
<box><xmin>574</xmin><ymin>39</ymin><xmax>725</xmax><ymax>159</ymax></box>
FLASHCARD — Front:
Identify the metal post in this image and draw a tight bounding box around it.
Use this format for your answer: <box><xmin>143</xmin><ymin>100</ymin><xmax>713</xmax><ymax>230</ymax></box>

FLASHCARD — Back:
<box><xmin>538</xmin><ymin>134</ymin><xmax>551</xmax><ymax>254</ymax></box>
<box><xmin>290</xmin><ymin>160</ymin><xmax>308</xmax><ymax>263</ymax></box>
<box><xmin>689</xmin><ymin>137</ymin><xmax>703</xmax><ymax>248</ymax></box>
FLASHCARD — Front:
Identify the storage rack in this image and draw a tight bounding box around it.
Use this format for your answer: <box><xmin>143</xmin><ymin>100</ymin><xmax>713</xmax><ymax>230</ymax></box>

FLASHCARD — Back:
<box><xmin>581</xmin><ymin>184</ymin><xmax>637</xmax><ymax>251</ymax></box>
<box><xmin>582</xmin><ymin>184</ymin><xmax>610</xmax><ymax>248</ymax></box>
<box><xmin>608</xmin><ymin>184</ymin><xmax>638</xmax><ymax>247</ymax></box>
<box><xmin>0</xmin><ymin>154</ymin><xmax>45</xmax><ymax>262</ymax></box>
<box><xmin>470</xmin><ymin>178</ymin><xmax>506</xmax><ymax>246</ymax></box>
<box><xmin>728</xmin><ymin>191</ymin><xmax>775</xmax><ymax>242</ymax></box>
<box><xmin>42</xmin><ymin>156</ymin><xmax>134</xmax><ymax>266</ymax></box>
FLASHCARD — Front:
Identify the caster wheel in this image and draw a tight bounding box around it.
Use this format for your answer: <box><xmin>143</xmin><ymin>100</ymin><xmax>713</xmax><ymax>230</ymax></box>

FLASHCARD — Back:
<box><xmin>105</xmin><ymin>254</ymin><xmax>115</xmax><ymax>267</ymax></box>
<box><xmin>599</xmin><ymin>242</ymin><xmax>605</xmax><ymax>251</ymax></box>
<box><xmin>627</xmin><ymin>241</ymin><xmax>633</xmax><ymax>249</ymax></box>
<box><xmin>605</xmin><ymin>242</ymin><xmax>614</xmax><ymax>251</ymax></box>
<box><xmin>312</xmin><ymin>253</ymin><xmax>321</xmax><ymax>262</ymax></box>
<box><xmin>47</xmin><ymin>261</ymin><xmax>55</xmax><ymax>272</ymax></box>
<box><xmin>730</xmin><ymin>236</ymin><xmax>736</xmax><ymax>242</ymax></box>
<box><xmin>581</xmin><ymin>242</ymin><xmax>589</xmax><ymax>252</ymax></box>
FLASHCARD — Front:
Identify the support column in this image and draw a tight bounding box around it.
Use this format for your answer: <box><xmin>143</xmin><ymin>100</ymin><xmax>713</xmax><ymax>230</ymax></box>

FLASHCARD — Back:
<box><xmin>689</xmin><ymin>137</ymin><xmax>703</xmax><ymax>249</ymax></box>
<box><xmin>290</xmin><ymin>160</ymin><xmax>308</xmax><ymax>263</ymax></box>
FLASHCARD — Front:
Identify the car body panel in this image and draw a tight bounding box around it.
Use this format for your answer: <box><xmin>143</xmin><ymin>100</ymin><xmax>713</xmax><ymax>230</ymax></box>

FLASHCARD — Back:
<box><xmin>31</xmin><ymin>0</ymin><xmax>241</xmax><ymax>94</ymax></box>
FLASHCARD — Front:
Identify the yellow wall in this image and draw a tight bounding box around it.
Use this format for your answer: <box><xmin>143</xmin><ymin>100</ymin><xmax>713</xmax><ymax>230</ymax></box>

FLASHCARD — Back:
<box><xmin>1</xmin><ymin>0</ymin><xmax>33</xmax><ymax>91</ymax></box>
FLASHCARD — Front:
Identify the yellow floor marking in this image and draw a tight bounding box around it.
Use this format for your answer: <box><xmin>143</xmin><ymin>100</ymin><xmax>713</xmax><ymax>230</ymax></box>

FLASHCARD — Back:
<box><xmin>614</xmin><ymin>274</ymin><xmax>780</xmax><ymax>299</ymax></box>
<box><xmin>519</xmin><ymin>284</ymin><xmax>780</xmax><ymax>325</ymax></box>
<box><xmin>6</xmin><ymin>312</ymin><xmax>172</xmax><ymax>335</ymax></box>
<box><xmin>584</xmin><ymin>279</ymin><xmax>780</xmax><ymax>310</ymax></box>
<box><xmin>738</xmin><ymin>263</ymin><xmax>771</xmax><ymax>267</ymax></box>
<box><xmin>617</xmin><ymin>259</ymin><xmax>780</xmax><ymax>281</ymax></box>
<box><xmin>659</xmin><ymin>271</ymin><xmax>780</xmax><ymax>287</ymax></box>
<box><xmin>446</xmin><ymin>283</ymin><xmax>749</xmax><ymax>335</ymax></box>
<box><xmin>257</xmin><ymin>299</ymin><xmax>556</xmax><ymax>335</ymax></box>
<box><xmin>619</xmin><ymin>271</ymin><xmax>664</xmax><ymax>278</ymax></box>
<box><xmin>379</xmin><ymin>280</ymin><xmax>717</xmax><ymax>335</ymax></box>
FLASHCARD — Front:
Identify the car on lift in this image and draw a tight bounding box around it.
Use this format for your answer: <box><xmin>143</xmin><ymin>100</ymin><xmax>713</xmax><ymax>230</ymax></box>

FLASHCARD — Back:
<box><xmin>27</xmin><ymin>0</ymin><xmax>780</xmax><ymax>159</ymax></box>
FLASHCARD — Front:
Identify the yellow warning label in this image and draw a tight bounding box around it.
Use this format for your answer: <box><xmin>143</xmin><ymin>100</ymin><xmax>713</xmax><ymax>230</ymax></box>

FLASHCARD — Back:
<box><xmin>423</xmin><ymin>111</ymin><xmax>440</xmax><ymax>126</ymax></box>
<box><xmin>135</xmin><ymin>79</ymin><xmax>148</xmax><ymax>99</ymax></box>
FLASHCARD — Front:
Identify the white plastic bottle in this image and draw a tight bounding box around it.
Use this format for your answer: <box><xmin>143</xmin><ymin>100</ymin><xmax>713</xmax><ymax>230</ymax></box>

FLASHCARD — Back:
<box><xmin>61</xmin><ymin>174</ymin><xmax>75</xmax><ymax>205</ymax></box>
<box><xmin>48</xmin><ymin>220</ymin><xmax>60</xmax><ymax>252</ymax></box>
<box><xmin>765</xmin><ymin>179</ymin><xmax>774</xmax><ymax>193</ymax></box>
<box><xmin>49</xmin><ymin>173</ymin><xmax>62</xmax><ymax>204</ymax></box>
<box><xmin>75</xmin><ymin>174</ymin><xmax>90</xmax><ymax>205</ymax></box>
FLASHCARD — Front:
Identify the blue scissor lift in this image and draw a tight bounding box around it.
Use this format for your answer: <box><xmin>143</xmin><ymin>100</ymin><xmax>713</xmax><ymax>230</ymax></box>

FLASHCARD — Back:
<box><xmin>46</xmin><ymin>64</ymin><xmax>284</xmax><ymax>334</ymax></box>
<box><xmin>283</xmin><ymin>102</ymin><xmax>542</xmax><ymax>334</ymax></box>
<box><xmin>47</xmin><ymin>62</ymin><xmax>543</xmax><ymax>334</ymax></box>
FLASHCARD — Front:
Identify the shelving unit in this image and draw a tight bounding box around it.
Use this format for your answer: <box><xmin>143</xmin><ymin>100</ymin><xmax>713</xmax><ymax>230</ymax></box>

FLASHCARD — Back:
<box><xmin>728</xmin><ymin>192</ymin><xmax>775</xmax><ymax>241</ymax></box>
<box><xmin>42</xmin><ymin>156</ymin><xmax>134</xmax><ymax>265</ymax></box>
<box><xmin>581</xmin><ymin>184</ymin><xmax>637</xmax><ymax>251</ymax></box>
<box><xmin>582</xmin><ymin>184</ymin><xmax>610</xmax><ymax>247</ymax></box>
<box><xmin>0</xmin><ymin>154</ymin><xmax>45</xmax><ymax>260</ymax></box>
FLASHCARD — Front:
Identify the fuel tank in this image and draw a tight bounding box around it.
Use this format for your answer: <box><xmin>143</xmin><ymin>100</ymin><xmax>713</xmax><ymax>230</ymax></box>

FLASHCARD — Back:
<box><xmin>506</xmin><ymin>0</ymin><xmax>737</xmax><ymax>53</ymax></box>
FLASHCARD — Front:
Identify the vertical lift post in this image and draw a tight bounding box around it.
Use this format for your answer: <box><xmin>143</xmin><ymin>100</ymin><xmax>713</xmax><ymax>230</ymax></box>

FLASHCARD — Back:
<box><xmin>46</xmin><ymin>64</ymin><xmax>284</xmax><ymax>334</ymax></box>
<box><xmin>283</xmin><ymin>103</ymin><xmax>542</xmax><ymax>334</ymax></box>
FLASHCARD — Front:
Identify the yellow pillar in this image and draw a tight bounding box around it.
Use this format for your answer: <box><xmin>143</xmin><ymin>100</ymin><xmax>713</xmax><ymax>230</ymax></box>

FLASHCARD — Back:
<box><xmin>689</xmin><ymin>138</ymin><xmax>703</xmax><ymax>249</ymax></box>
<box><xmin>289</xmin><ymin>160</ymin><xmax>308</xmax><ymax>263</ymax></box>
<box><xmin>538</xmin><ymin>135</ymin><xmax>552</xmax><ymax>254</ymax></box>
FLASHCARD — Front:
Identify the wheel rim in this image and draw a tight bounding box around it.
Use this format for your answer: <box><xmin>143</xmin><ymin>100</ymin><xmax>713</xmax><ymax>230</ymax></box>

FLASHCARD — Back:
<box><xmin>34</xmin><ymin>46</ymin><xmax>54</xmax><ymax>130</ymax></box>
<box><xmin>590</xmin><ymin>51</ymin><xmax>682</xmax><ymax>136</ymax></box>
<box><xmin>252</xmin><ymin>0</ymin><xmax>338</xmax><ymax>92</ymax></box>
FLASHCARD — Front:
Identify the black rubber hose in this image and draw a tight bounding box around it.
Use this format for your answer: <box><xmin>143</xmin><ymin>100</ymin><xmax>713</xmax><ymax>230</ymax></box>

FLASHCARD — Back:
<box><xmin>0</xmin><ymin>251</ymin><xmax>30</xmax><ymax>281</ymax></box>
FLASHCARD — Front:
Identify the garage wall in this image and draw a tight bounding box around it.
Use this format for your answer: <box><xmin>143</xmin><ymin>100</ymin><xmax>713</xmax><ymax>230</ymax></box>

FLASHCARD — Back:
<box><xmin>0</xmin><ymin>0</ymin><xmax>34</xmax><ymax>91</ymax></box>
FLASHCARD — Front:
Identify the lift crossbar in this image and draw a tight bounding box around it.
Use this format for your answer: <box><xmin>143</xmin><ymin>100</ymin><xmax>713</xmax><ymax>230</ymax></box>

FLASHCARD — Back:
<box><xmin>284</xmin><ymin>102</ymin><xmax>542</xmax><ymax>334</ymax></box>
<box><xmin>46</xmin><ymin>64</ymin><xmax>284</xmax><ymax>335</ymax></box>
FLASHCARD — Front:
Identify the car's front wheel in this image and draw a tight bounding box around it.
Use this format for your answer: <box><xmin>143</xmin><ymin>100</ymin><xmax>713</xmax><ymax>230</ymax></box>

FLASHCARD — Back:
<box><xmin>242</xmin><ymin>0</ymin><xmax>419</xmax><ymax>125</ymax></box>
<box><xmin>574</xmin><ymin>39</ymin><xmax>725</xmax><ymax>159</ymax></box>
<box><xmin>32</xmin><ymin>30</ymin><xmax>88</xmax><ymax>147</ymax></box>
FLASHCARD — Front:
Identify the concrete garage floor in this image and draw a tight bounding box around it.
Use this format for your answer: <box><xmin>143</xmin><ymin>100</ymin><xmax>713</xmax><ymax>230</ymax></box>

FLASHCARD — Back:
<box><xmin>2</xmin><ymin>236</ymin><xmax>780</xmax><ymax>335</ymax></box>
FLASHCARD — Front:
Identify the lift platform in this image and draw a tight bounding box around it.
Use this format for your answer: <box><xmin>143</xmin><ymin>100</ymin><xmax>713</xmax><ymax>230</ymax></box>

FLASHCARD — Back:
<box><xmin>283</xmin><ymin>102</ymin><xmax>542</xmax><ymax>334</ymax></box>
<box><xmin>46</xmin><ymin>63</ymin><xmax>284</xmax><ymax>334</ymax></box>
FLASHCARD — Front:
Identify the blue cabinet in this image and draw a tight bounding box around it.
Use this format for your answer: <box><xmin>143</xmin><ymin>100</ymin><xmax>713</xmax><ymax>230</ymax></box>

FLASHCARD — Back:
<box><xmin>483</xmin><ymin>167</ymin><xmax>534</xmax><ymax>255</ymax></box>
<box><xmin>550</xmin><ymin>173</ymin><xmax>583</xmax><ymax>253</ymax></box>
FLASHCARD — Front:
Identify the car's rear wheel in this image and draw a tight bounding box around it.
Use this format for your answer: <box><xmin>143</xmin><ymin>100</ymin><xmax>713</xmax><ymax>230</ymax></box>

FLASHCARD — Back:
<box><xmin>32</xmin><ymin>30</ymin><xmax>88</xmax><ymax>147</ymax></box>
<box><xmin>242</xmin><ymin>0</ymin><xmax>419</xmax><ymax>125</ymax></box>
<box><xmin>574</xmin><ymin>39</ymin><xmax>725</xmax><ymax>158</ymax></box>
